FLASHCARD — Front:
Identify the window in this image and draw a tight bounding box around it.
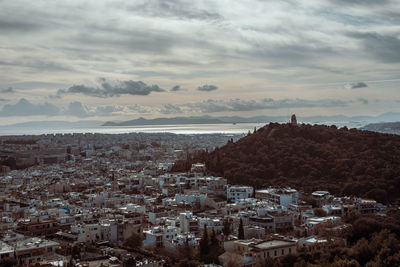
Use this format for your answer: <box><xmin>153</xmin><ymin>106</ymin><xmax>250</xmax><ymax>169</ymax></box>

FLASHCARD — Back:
<box><xmin>274</xmin><ymin>250</ymin><xmax>277</xmax><ymax>256</ymax></box>
<box><xmin>289</xmin><ymin>248</ymin><xmax>291</xmax><ymax>253</ymax></box>
<box><xmin>282</xmin><ymin>249</ymin><xmax>284</xmax><ymax>255</ymax></box>
<box><xmin>267</xmin><ymin>252</ymin><xmax>269</xmax><ymax>257</ymax></box>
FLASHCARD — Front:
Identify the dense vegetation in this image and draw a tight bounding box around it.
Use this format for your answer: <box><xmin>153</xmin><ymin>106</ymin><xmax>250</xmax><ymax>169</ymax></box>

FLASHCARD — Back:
<box><xmin>159</xmin><ymin>210</ymin><xmax>400</xmax><ymax>266</ymax></box>
<box><xmin>173</xmin><ymin>123</ymin><xmax>400</xmax><ymax>203</ymax></box>
<box><xmin>254</xmin><ymin>210</ymin><xmax>400</xmax><ymax>267</ymax></box>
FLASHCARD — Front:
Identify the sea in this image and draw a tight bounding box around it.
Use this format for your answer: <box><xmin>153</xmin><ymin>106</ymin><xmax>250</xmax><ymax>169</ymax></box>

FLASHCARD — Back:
<box><xmin>0</xmin><ymin>121</ymin><xmax>364</xmax><ymax>136</ymax></box>
<box><xmin>0</xmin><ymin>123</ymin><xmax>266</xmax><ymax>136</ymax></box>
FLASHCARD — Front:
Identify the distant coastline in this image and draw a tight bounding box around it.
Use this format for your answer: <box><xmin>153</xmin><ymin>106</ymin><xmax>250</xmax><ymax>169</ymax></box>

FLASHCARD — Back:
<box><xmin>1</xmin><ymin>112</ymin><xmax>400</xmax><ymax>136</ymax></box>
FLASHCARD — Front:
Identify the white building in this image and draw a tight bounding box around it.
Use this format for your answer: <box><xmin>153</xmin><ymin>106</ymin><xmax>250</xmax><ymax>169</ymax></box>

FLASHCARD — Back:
<box><xmin>175</xmin><ymin>193</ymin><xmax>207</xmax><ymax>209</ymax></box>
<box><xmin>227</xmin><ymin>186</ymin><xmax>254</xmax><ymax>201</ymax></box>
<box><xmin>143</xmin><ymin>226</ymin><xmax>180</xmax><ymax>248</ymax></box>
<box><xmin>0</xmin><ymin>237</ymin><xmax>60</xmax><ymax>266</ymax></box>
<box><xmin>305</xmin><ymin>216</ymin><xmax>341</xmax><ymax>228</ymax></box>
<box><xmin>119</xmin><ymin>203</ymin><xmax>146</xmax><ymax>214</ymax></box>
<box><xmin>255</xmin><ymin>188</ymin><xmax>299</xmax><ymax>207</ymax></box>
<box><xmin>164</xmin><ymin>233</ymin><xmax>199</xmax><ymax>252</ymax></box>
<box><xmin>198</xmin><ymin>217</ymin><xmax>224</xmax><ymax>232</ymax></box>
<box><xmin>70</xmin><ymin>223</ymin><xmax>101</xmax><ymax>243</ymax></box>
<box><xmin>179</xmin><ymin>212</ymin><xmax>199</xmax><ymax>233</ymax></box>
<box><xmin>100</xmin><ymin>220</ymin><xmax>118</xmax><ymax>242</ymax></box>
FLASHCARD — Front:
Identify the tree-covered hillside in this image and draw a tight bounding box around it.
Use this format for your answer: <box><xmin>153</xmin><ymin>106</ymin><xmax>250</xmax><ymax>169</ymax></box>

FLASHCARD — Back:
<box><xmin>173</xmin><ymin>123</ymin><xmax>400</xmax><ymax>203</ymax></box>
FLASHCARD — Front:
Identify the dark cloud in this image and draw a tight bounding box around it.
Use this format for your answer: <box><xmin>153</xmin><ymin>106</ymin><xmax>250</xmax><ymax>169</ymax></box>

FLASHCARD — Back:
<box><xmin>359</xmin><ymin>98</ymin><xmax>369</xmax><ymax>105</ymax></box>
<box><xmin>349</xmin><ymin>32</ymin><xmax>400</xmax><ymax>63</ymax></box>
<box><xmin>56</xmin><ymin>79</ymin><xmax>165</xmax><ymax>98</ymax></box>
<box><xmin>197</xmin><ymin>85</ymin><xmax>218</xmax><ymax>91</ymax></box>
<box><xmin>329</xmin><ymin>0</ymin><xmax>389</xmax><ymax>6</ymax></box>
<box><xmin>0</xmin><ymin>87</ymin><xmax>15</xmax><ymax>93</ymax></box>
<box><xmin>0</xmin><ymin>98</ymin><xmax>59</xmax><ymax>117</ymax></box>
<box><xmin>0</xmin><ymin>18</ymin><xmax>41</xmax><ymax>33</ymax></box>
<box><xmin>130</xmin><ymin>1</ymin><xmax>222</xmax><ymax>21</ymax></box>
<box><xmin>348</xmin><ymin>82</ymin><xmax>368</xmax><ymax>89</ymax></box>
<box><xmin>171</xmin><ymin>85</ymin><xmax>181</xmax><ymax>91</ymax></box>
<box><xmin>350</xmin><ymin>82</ymin><xmax>368</xmax><ymax>89</ymax></box>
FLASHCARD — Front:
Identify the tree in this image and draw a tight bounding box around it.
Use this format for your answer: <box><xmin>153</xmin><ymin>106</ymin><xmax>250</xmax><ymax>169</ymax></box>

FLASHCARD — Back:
<box><xmin>226</xmin><ymin>254</ymin><xmax>242</xmax><ymax>267</ymax></box>
<box><xmin>123</xmin><ymin>232</ymin><xmax>143</xmax><ymax>250</ymax></box>
<box><xmin>179</xmin><ymin>238</ymin><xmax>193</xmax><ymax>260</ymax></box>
<box><xmin>238</xmin><ymin>218</ymin><xmax>244</xmax><ymax>239</ymax></box>
<box><xmin>255</xmin><ymin>256</ymin><xmax>281</xmax><ymax>267</ymax></box>
<box><xmin>0</xmin><ymin>257</ymin><xmax>17</xmax><ymax>267</ymax></box>
<box><xmin>199</xmin><ymin>224</ymin><xmax>209</xmax><ymax>256</ymax></box>
<box><xmin>178</xmin><ymin>259</ymin><xmax>202</xmax><ymax>267</ymax></box>
<box><xmin>223</xmin><ymin>218</ymin><xmax>231</xmax><ymax>236</ymax></box>
<box><xmin>72</xmin><ymin>244</ymin><xmax>82</xmax><ymax>259</ymax></box>
<box><xmin>314</xmin><ymin>208</ymin><xmax>327</xmax><ymax>217</ymax></box>
<box><xmin>123</xmin><ymin>257</ymin><xmax>136</xmax><ymax>267</ymax></box>
<box><xmin>209</xmin><ymin>229</ymin><xmax>216</xmax><ymax>244</ymax></box>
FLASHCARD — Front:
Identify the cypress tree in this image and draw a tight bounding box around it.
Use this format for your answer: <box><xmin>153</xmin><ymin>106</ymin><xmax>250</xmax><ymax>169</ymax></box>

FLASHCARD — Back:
<box><xmin>211</xmin><ymin>229</ymin><xmax>217</xmax><ymax>246</ymax></box>
<box><xmin>223</xmin><ymin>218</ymin><xmax>231</xmax><ymax>236</ymax></box>
<box><xmin>238</xmin><ymin>218</ymin><xmax>244</xmax><ymax>240</ymax></box>
<box><xmin>200</xmin><ymin>224</ymin><xmax>209</xmax><ymax>256</ymax></box>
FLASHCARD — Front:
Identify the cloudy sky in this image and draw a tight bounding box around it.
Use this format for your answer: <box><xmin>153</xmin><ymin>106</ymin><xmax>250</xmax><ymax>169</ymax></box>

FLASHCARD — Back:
<box><xmin>0</xmin><ymin>0</ymin><xmax>399</xmax><ymax>124</ymax></box>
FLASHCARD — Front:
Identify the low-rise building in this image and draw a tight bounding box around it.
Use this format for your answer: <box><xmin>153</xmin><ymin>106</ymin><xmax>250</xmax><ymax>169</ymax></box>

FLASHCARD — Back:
<box><xmin>219</xmin><ymin>238</ymin><xmax>297</xmax><ymax>267</ymax></box>
<box><xmin>356</xmin><ymin>199</ymin><xmax>376</xmax><ymax>214</ymax></box>
<box><xmin>227</xmin><ymin>186</ymin><xmax>254</xmax><ymax>202</ymax></box>
<box><xmin>16</xmin><ymin>217</ymin><xmax>59</xmax><ymax>236</ymax></box>
<box><xmin>255</xmin><ymin>188</ymin><xmax>298</xmax><ymax>207</ymax></box>
<box><xmin>143</xmin><ymin>226</ymin><xmax>180</xmax><ymax>248</ymax></box>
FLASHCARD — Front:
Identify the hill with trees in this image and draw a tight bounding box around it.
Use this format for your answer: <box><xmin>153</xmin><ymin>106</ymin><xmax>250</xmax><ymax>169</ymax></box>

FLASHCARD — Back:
<box><xmin>172</xmin><ymin>122</ymin><xmax>400</xmax><ymax>203</ymax></box>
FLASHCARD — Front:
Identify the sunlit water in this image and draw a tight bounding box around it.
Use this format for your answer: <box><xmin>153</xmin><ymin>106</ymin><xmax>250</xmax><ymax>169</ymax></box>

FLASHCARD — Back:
<box><xmin>0</xmin><ymin>123</ymin><xmax>267</xmax><ymax>136</ymax></box>
<box><xmin>0</xmin><ymin>121</ymin><xmax>364</xmax><ymax>136</ymax></box>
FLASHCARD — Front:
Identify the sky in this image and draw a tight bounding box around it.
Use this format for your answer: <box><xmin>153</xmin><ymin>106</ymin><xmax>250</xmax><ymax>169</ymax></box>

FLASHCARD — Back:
<box><xmin>0</xmin><ymin>0</ymin><xmax>400</xmax><ymax>124</ymax></box>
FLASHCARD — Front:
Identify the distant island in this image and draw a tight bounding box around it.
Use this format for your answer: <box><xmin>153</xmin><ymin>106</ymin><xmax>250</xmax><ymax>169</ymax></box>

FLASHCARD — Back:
<box><xmin>361</xmin><ymin>122</ymin><xmax>400</xmax><ymax>134</ymax></box>
<box><xmin>1</xmin><ymin>113</ymin><xmax>399</xmax><ymax>131</ymax></box>
<box><xmin>102</xmin><ymin>113</ymin><xmax>400</xmax><ymax>128</ymax></box>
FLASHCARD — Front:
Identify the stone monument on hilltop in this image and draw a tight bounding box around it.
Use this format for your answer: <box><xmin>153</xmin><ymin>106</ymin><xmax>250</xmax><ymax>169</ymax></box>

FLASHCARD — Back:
<box><xmin>291</xmin><ymin>114</ymin><xmax>297</xmax><ymax>125</ymax></box>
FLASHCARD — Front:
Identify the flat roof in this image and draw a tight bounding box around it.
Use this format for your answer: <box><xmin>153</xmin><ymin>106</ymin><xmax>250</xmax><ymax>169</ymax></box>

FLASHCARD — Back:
<box><xmin>252</xmin><ymin>239</ymin><xmax>296</xmax><ymax>250</ymax></box>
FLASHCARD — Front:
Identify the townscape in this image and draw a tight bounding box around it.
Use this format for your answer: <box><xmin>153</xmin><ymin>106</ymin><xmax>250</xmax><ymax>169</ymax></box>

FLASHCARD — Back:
<box><xmin>0</xmin><ymin>131</ymin><xmax>390</xmax><ymax>266</ymax></box>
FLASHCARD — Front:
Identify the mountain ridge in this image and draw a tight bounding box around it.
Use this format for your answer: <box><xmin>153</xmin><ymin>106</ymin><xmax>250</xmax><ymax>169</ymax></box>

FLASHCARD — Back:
<box><xmin>102</xmin><ymin>113</ymin><xmax>400</xmax><ymax>127</ymax></box>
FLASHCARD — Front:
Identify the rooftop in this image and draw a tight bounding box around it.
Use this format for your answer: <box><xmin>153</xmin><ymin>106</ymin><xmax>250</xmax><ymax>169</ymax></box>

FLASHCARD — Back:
<box><xmin>252</xmin><ymin>239</ymin><xmax>296</xmax><ymax>250</ymax></box>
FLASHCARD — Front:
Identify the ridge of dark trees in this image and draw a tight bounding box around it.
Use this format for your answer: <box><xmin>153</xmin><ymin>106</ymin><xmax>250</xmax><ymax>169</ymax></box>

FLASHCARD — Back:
<box><xmin>172</xmin><ymin>123</ymin><xmax>400</xmax><ymax>203</ymax></box>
